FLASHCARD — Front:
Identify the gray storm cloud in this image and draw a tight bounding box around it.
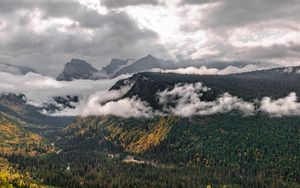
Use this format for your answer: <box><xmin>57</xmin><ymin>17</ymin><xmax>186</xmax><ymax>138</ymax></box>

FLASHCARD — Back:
<box><xmin>0</xmin><ymin>0</ymin><xmax>299</xmax><ymax>75</ymax></box>
<box><xmin>0</xmin><ymin>0</ymin><xmax>168</xmax><ymax>75</ymax></box>
<box><xmin>102</xmin><ymin>0</ymin><xmax>159</xmax><ymax>8</ymax></box>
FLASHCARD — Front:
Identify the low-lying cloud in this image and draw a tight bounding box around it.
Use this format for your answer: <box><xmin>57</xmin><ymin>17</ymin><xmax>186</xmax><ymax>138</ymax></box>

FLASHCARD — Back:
<box><xmin>260</xmin><ymin>92</ymin><xmax>300</xmax><ymax>117</ymax></box>
<box><xmin>1</xmin><ymin>71</ymin><xmax>300</xmax><ymax>118</ymax></box>
<box><xmin>0</xmin><ymin>71</ymin><xmax>130</xmax><ymax>106</ymax></box>
<box><xmin>52</xmin><ymin>86</ymin><xmax>154</xmax><ymax>118</ymax></box>
<box><xmin>158</xmin><ymin>83</ymin><xmax>255</xmax><ymax>117</ymax></box>
<box><xmin>153</xmin><ymin>64</ymin><xmax>271</xmax><ymax>75</ymax></box>
<box><xmin>53</xmin><ymin>82</ymin><xmax>256</xmax><ymax>118</ymax></box>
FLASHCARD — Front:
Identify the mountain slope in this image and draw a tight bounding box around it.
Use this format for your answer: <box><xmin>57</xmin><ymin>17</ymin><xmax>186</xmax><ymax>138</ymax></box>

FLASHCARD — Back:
<box><xmin>57</xmin><ymin>58</ymin><xmax>107</xmax><ymax>81</ymax></box>
<box><xmin>0</xmin><ymin>112</ymin><xmax>51</xmax><ymax>187</ymax></box>
<box><xmin>59</xmin><ymin>116</ymin><xmax>178</xmax><ymax>153</ymax></box>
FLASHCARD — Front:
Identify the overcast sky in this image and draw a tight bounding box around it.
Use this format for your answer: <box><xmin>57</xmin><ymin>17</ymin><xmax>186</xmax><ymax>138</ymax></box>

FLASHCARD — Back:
<box><xmin>0</xmin><ymin>0</ymin><xmax>299</xmax><ymax>75</ymax></box>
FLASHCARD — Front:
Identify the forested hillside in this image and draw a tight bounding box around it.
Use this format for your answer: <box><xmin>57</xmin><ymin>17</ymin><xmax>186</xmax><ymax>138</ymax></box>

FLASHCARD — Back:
<box><xmin>4</xmin><ymin>113</ymin><xmax>298</xmax><ymax>187</ymax></box>
<box><xmin>0</xmin><ymin>113</ymin><xmax>52</xmax><ymax>187</ymax></box>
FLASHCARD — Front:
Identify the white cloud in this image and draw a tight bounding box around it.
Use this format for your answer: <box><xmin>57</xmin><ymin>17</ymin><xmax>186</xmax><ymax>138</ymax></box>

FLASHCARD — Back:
<box><xmin>52</xmin><ymin>82</ymin><xmax>255</xmax><ymax>118</ymax></box>
<box><xmin>51</xmin><ymin>88</ymin><xmax>154</xmax><ymax>118</ymax></box>
<box><xmin>260</xmin><ymin>92</ymin><xmax>300</xmax><ymax>117</ymax></box>
<box><xmin>153</xmin><ymin>64</ymin><xmax>269</xmax><ymax>75</ymax></box>
<box><xmin>158</xmin><ymin>83</ymin><xmax>255</xmax><ymax>117</ymax></box>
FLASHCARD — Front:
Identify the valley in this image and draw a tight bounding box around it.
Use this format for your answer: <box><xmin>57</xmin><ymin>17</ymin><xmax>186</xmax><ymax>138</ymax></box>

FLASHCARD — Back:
<box><xmin>1</xmin><ymin>68</ymin><xmax>300</xmax><ymax>187</ymax></box>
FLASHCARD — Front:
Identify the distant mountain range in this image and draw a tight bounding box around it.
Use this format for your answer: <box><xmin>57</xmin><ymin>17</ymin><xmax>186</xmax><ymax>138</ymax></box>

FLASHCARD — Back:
<box><xmin>56</xmin><ymin>55</ymin><xmax>177</xmax><ymax>81</ymax></box>
<box><xmin>0</xmin><ymin>55</ymin><xmax>279</xmax><ymax>81</ymax></box>
<box><xmin>56</xmin><ymin>55</ymin><xmax>280</xmax><ymax>81</ymax></box>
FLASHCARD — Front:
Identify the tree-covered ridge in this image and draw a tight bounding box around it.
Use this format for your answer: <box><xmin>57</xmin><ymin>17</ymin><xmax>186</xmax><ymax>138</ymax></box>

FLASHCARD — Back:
<box><xmin>111</xmin><ymin>69</ymin><xmax>300</xmax><ymax>109</ymax></box>
<box><xmin>60</xmin><ymin>116</ymin><xmax>178</xmax><ymax>153</ymax></box>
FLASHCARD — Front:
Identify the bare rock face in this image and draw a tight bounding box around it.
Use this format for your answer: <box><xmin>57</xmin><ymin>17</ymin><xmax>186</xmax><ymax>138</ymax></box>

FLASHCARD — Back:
<box><xmin>57</xmin><ymin>58</ymin><xmax>107</xmax><ymax>81</ymax></box>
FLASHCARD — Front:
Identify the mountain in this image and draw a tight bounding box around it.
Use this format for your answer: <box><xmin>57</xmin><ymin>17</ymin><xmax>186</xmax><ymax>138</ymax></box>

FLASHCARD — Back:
<box><xmin>61</xmin><ymin>65</ymin><xmax>300</xmax><ymax>153</ymax></box>
<box><xmin>114</xmin><ymin>55</ymin><xmax>177</xmax><ymax>76</ymax></box>
<box><xmin>111</xmin><ymin>66</ymin><xmax>300</xmax><ymax>109</ymax></box>
<box><xmin>57</xmin><ymin>58</ymin><xmax>107</xmax><ymax>81</ymax></box>
<box><xmin>0</xmin><ymin>62</ymin><xmax>37</xmax><ymax>75</ymax></box>
<box><xmin>53</xmin><ymin>67</ymin><xmax>300</xmax><ymax>187</ymax></box>
<box><xmin>102</xmin><ymin>58</ymin><xmax>130</xmax><ymax>74</ymax></box>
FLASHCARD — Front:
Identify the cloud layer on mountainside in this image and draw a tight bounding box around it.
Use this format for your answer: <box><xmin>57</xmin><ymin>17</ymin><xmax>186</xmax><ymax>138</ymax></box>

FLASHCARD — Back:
<box><xmin>158</xmin><ymin>83</ymin><xmax>255</xmax><ymax>117</ymax></box>
<box><xmin>1</xmin><ymin>65</ymin><xmax>300</xmax><ymax>118</ymax></box>
<box><xmin>152</xmin><ymin>64</ymin><xmax>270</xmax><ymax>75</ymax></box>
<box><xmin>52</xmin><ymin>85</ymin><xmax>154</xmax><ymax>118</ymax></box>
<box><xmin>48</xmin><ymin>82</ymin><xmax>300</xmax><ymax>118</ymax></box>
